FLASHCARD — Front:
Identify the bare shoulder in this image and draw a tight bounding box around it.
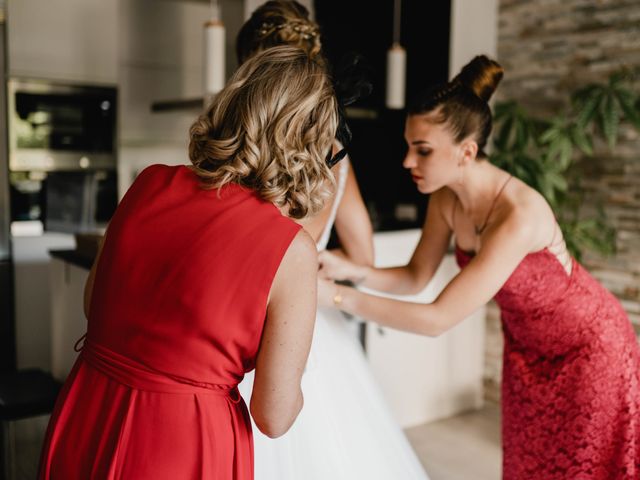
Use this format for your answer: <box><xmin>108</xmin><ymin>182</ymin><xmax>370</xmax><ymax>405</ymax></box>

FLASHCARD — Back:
<box><xmin>269</xmin><ymin>228</ymin><xmax>317</xmax><ymax>303</ymax></box>
<box><xmin>496</xmin><ymin>177</ymin><xmax>555</xmax><ymax>250</ymax></box>
<box><xmin>278</xmin><ymin>228</ymin><xmax>318</xmax><ymax>274</ymax></box>
<box><xmin>286</xmin><ymin>229</ymin><xmax>317</xmax><ymax>259</ymax></box>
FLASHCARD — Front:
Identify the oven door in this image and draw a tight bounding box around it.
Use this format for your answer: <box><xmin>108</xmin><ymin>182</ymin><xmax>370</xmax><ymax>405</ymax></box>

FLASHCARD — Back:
<box><xmin>44</xmin><ymin>170</ymin><xmax>117</xmax><ymax>234</ymax></box>
<box><xmin>8</xmin><ymin>79</ymin><xmax>117</xmax><ymax>171</ymax></box>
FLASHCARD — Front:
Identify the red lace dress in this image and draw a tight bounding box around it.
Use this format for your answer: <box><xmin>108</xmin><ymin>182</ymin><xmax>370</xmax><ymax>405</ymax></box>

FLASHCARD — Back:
<box><xmin>456</xmin><ymin>246</ymin><xmax>640</xmax><ymax>479</ymax></box>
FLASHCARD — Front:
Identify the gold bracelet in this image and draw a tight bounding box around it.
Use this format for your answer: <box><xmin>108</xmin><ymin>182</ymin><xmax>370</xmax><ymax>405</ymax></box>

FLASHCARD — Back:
<box><xmin>333</xmin><ymin>287</ymin><xmax>343</xmax><ymax>306</ymax></box>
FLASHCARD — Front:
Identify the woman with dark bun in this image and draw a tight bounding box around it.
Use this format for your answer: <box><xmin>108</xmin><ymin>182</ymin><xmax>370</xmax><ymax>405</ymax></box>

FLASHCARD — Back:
<box><xmin>236</xmin><ymin>2</ymin><xmax>429</xmax><ymax>480</ymax></box>
<box><xmin>319</xmin><ymin>55</ymin><xmax>640</xmax><ymax>479</ymax></box>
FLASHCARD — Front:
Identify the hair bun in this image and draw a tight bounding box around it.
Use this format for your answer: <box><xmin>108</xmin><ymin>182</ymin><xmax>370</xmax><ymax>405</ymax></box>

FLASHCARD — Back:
<box><xmin>453</xmin><ymin>55</ymin><xmax>504</xmax><ymax>102</ymax></box>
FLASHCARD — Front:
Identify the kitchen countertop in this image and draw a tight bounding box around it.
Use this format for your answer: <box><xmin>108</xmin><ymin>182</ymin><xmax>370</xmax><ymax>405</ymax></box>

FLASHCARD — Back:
<box><xmin>49</xmin><ymin>229</ymin><xmax>454</xmax><ymax>272</ymax></box>
<box><xmin>49</xmin><ymin>249</ymin><xmax>94</xmax><ymax>270</ymax></box>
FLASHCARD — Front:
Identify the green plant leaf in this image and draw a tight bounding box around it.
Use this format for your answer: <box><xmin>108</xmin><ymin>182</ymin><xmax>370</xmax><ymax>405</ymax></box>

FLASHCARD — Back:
<box><xmin>615</xmin><ymin>88</ymin><xmax>640</xmax><ymax>130</ymax></box>
<box><xmin>599</xmin><ymin>92</ymin><xmax>619</xmax><ymax>149</ymax></box>
<box><xmin>570</xmin><ymin>125</ymin><xmax>594</xmax><ymax>156</ymax></box>
<box><xmin>574</xmin><ymin>87</ymin><xmax>603</xmax><ymax>129</ymax></box>
<box><xmin>543</xmin><ymin>121</ymin><xmax>574</xmax><ymax>171</ymax></box>
<box><xmin>494</xmin><ymin>114</ymin><xmax>514</xmax><ymax>150</ymax></box>
<box><xmin>493</xmin><ymin>100</ymin><xmax>518</xmax><ymax>120</ymax></box>
<box><xmin>540</xmin><ymin>124</ymin><xmax>561</xmax><ymax>144</ymax></box>
<box><xmin>557</xmin><ymin>137</ymin><xmax>574</xmax><ymax>170</ymax></box>
<box><xmin>547</xmin><ymin>170</ymin><xmax>568</xmax><ymax>191</ymax></box>
<box><xmin>515</xmin><ymin>118</ymin><xmax>532</xmax><ymax>151</ymax></box>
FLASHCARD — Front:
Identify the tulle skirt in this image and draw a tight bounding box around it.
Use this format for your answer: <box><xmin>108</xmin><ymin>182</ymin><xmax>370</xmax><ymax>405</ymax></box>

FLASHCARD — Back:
<box><xmin>239</xmin><ymin>307</ymin><xmax>429</xmax><ymax>480</ymax></box>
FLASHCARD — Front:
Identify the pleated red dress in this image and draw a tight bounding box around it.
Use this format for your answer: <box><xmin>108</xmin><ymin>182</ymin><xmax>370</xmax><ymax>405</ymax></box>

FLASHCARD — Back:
<box><xmin>38</xmin><ymin>164</ymin><xmax>301</xmax><ymax>479</ymax></box>
<box><xmin>456</xmin><ymin>246</ymin><xmax>640</xmax><ymax>479</ymax></box>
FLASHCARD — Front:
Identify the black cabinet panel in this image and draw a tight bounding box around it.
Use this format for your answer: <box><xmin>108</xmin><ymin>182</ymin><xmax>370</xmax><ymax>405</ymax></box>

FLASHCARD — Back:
<box><xmin>314</xmin><ymin>0</ymin><xmax>451</xmax><ymax>231</ymax></box>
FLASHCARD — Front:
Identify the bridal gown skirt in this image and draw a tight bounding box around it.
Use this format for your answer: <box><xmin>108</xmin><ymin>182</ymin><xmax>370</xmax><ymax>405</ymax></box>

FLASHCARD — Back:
<box><xmin>239</xmin><ymin>307</ymin><xmax>429</xmax><ymax>480</ymax></box>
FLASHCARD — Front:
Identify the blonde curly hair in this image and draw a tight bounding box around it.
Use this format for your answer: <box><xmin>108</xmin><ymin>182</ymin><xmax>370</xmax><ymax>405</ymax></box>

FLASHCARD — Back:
<box><xmin>189</xmin><ymin>45</ymin><xmax>338</xmax><ymax>219</ymax></box>
<box><xmin>236</xmin><ymin>1</ymin><xmax>322</xmax><ymax>64</ymax></box>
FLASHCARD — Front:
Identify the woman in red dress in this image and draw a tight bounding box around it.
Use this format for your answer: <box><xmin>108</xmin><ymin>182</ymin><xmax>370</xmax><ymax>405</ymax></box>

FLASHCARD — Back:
<box><xmin>318</xmin><ymin>55</ymin><xmax>640</xmax><ymax>479</ymax></box>
<box><xmin>38</xmin><ymin>45</ymin><xmax>340</xmax><ymax>479</ymax></box>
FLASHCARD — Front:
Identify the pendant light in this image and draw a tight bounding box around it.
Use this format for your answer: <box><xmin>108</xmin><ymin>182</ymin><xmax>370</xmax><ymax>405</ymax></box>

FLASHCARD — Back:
<box><xmin>204</xmin><ymin>0</ymin><xmax>225</xmax><ymax>103</ymax></box>
<box><xmin>385</xmin><ymin>0</ymin><xmax>406</xmax><ymax>110</ymax></box>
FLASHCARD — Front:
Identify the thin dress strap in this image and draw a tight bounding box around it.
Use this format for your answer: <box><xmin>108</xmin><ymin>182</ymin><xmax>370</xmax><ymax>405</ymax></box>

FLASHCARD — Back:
<box><xmin>476</xmin><ymin>175</ymin><xmax>513</xmax><ymax>236</ymax></box>
<box><xmin>316</xmin><ymin>157</ymin><xmax>349</xmax><ymax>252</ymax></box>
<box><xmin>547</xmin><ymin>220</ymin><xmax>573</xmax><ymax>275</ymax></box>
<box><xmin>451</xmin><ymin>194</ymin><xmax>458</xmax><ymax>229</ymax></box>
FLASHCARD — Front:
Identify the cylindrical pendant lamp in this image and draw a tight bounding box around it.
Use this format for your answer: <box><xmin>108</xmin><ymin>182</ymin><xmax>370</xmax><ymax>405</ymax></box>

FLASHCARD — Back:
<box><xmin>204</xmin><ymin>1</ymin><xmax>225</xmax><ymax>101</ymax></box>
<box><xmin>385</xmin><ymin>0</ymin><xmax>406</xmax><ymax>110</ymax></box>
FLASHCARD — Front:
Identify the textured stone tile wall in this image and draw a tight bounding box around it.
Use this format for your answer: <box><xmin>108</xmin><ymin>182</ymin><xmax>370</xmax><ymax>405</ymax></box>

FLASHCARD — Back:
<box><xmin>486</xmin><ymin>0</ymin><xmax>640</xmax><ymax>401</ymax></box>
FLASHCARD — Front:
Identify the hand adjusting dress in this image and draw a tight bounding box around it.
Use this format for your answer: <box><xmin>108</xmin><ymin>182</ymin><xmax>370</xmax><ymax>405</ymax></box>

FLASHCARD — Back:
<box><xmin>239</xmin><ymin>159</ymin><xmax>429</xmax><ymax>480</ymax></box>
<box><xmin>456</xmin><ymin>246</ymin><xmax>640</xmax><ymax>479</ymax></box>
<box><xmin>38</xmin><ymin>164</ymin><xmax>301</xmax><ymax>480</ymax></box>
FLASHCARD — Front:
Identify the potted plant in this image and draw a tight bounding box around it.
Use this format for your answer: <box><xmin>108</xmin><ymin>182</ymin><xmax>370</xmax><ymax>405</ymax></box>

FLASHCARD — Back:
<box><xmin>490</xmin><ymin>68</ymin><xmax>640</xmax><ymax>261</ymax></box>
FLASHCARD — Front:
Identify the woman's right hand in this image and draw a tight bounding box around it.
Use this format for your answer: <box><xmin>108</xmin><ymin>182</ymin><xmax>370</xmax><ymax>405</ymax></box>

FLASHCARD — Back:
<box><xmin>318</xmin><ymin>250</ymin><xmax>367</xmax><ymax>284</ymax></box>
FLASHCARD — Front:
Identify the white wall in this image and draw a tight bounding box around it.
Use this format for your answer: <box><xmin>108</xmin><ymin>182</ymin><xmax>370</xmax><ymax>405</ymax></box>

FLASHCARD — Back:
<box><xmin>117</xmin><ymin>0</ymin><xmax>245</xmax><ymax>197</ymax></box>
<box><xmin>7</xmin><ymin>0</ymin><xmax>118</xmax><ymax>84</ymax></box>
<box><xmin>449</xmin><ymin>0</ymin><xmax>499</xmax><ymax>77</ymax></box>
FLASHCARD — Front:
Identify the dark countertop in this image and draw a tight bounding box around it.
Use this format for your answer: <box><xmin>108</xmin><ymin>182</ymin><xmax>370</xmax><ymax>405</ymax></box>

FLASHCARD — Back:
<box><xmin>49</xmin><ymin>250</ymin><xmax>94</xmax><ymax>270</ymax></box>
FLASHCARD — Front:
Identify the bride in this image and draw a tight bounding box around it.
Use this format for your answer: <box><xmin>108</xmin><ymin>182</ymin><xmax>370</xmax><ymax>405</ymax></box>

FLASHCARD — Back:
<box><xmin>237</xmin><ymin>3</ymin><xmax>429</xmax><ymax>478</ymax></box>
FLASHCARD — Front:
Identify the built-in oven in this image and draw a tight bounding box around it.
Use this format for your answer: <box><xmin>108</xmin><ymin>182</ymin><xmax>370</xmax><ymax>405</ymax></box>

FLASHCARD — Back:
<box><xmin>9</xmin><ymin>169</ymin><xmax>118</xmax><ymax>235</ymax></box>
<box><xmin>8</xmin><ymin>79</ymin><xmax>117</xmax><ymax>171</ymax></box>
<box><xmin>8</xmin><ymin>79</ymin><xmax>118</xmax><ymax>235</ymax></box>
<box><xmin>45</xmin><ymin>170</ymin><xmax>118</xmax><ymax>233</ymax></box>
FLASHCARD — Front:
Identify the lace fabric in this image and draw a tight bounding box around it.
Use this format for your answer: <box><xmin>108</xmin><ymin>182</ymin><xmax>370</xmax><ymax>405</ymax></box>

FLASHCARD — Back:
<box><xmin>456</xmin><ymin>246</ymin><xmax>640</xmax><ymax>479</ymax></box>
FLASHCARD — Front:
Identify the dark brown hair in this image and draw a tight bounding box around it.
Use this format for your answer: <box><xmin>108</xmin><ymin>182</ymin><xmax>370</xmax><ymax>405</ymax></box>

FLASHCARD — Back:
<box><xmin>236</xmin><ymin>1</ymin><xmax>322</xmax><ymax>65</ymax></box>
<box><xmin>409</xmin><ymin>55</ymin><xmax>504</xmax><ymax>158</ymax></box>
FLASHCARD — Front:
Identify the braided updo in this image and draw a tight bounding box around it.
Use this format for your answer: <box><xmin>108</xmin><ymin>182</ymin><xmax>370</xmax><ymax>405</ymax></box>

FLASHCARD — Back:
<box><xmin>189</xmin><ymin>46</ymin><xmax>338</xmax><ymax>219</ymax></box>
<box><xmin>409</xmin><ymin>55</ymin><xmax>504</xmax><ymax>158</ymax></box>
<box><xmin>236</xmin><ymin>1</ymin><xmax>322</xmax><ymax>65</ymax></box>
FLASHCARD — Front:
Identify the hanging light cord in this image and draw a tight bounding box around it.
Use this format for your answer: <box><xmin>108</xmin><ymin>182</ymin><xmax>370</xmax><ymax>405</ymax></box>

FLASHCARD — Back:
<box><xmin>210</xmin><ymin>0</ymin><xmax>220</xmax><ymax>22</ymax></box>
<box><xmin>393</xmin><ymin>0</ymin><xmax>402</xmax><ymax>45</ymax></box>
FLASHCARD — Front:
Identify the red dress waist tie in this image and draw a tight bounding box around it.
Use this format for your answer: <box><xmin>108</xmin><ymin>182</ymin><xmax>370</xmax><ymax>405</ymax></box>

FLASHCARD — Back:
<box><xmin>76</xmin><ymin>335</ymin><xmax>241</xmax><ymax>403</ymax></box>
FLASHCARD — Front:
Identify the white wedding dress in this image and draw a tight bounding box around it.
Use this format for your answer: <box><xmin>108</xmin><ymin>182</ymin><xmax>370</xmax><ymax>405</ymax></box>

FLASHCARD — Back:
<box><xmin>238</xmin><ymin>159</ymin><xmax>429</xmax><ymax>480</ymax></box>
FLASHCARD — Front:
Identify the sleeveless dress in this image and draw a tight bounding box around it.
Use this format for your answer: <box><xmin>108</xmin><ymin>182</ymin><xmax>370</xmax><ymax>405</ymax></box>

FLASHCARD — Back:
<box><xmin>239</xmin><ymin>159</ymin><xmax>429</xmax><ymax>480</ymax></box>
<box><xmin>455</xmin><ymin>245</ymin><xmax>640</xmax><ymax>479</ymax></box>
<box><xmin>38</xmin><ymin>164</ymin><xmax>301</xmax><ymax>479</ymax></box>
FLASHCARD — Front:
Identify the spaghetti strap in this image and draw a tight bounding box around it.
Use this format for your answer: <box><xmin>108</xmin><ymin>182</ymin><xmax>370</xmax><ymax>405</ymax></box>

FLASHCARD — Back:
<box><xmin>546</xmin><ymin>220</ymin><xmax>573</xmax><ymax>275</ymax></box>
<box><xmin>451</xmin><ymin>195</ymin><xmax>458</xmax><ymax>229</ymax></box>
<box><xmin>549</xmin><ymin>221</ymin><xmax>560</xmax><ymax>248</ymax></box>
<box><xmin>476</xmin><ymin>175</ymin><xmax>513</xmax><ymax>236</ymax></box>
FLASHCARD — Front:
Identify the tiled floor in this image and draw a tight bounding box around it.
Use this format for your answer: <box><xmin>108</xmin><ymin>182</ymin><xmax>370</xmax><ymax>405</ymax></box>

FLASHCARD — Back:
<box><xmin>406</xmin><ymin>403</ymin><xmax>502</xmax><ymax>480</ymax></box>
<box><xmin>12</xmin><ymin>405</ymin><xmax>502</xmax><ymax>479</ymax></box>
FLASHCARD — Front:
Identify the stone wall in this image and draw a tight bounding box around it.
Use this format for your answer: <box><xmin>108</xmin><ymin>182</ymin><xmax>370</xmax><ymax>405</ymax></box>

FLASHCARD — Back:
<box><xmin>485</xmin><ymin>0</ymin><xmax>640</xmax><ymax>401</ymax></box>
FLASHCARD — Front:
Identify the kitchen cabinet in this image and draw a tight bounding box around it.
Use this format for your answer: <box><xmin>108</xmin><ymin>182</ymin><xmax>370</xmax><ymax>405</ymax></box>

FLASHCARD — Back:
<box><xmin>365</xmin><ymin>230</ymin><xmax>486</xmax><ymax>428</ymax></box>
<box><xmin>13</xmin><ymin>233</ymin><xmax>75</xmax><ymax>371</ymax></box>
<box><xmin>7</xmin><ymin>0</ymin><xmax>118</xmax><ymax>84</ymax></box>
<box><xmin>49</xmin><ymin>256</ymin><xmax>88</xmax><ymax>380</ymax></box>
